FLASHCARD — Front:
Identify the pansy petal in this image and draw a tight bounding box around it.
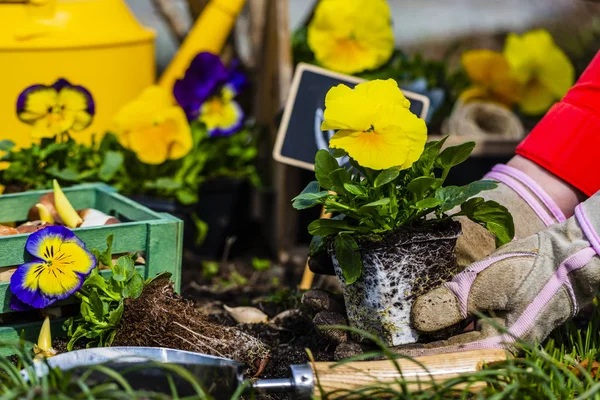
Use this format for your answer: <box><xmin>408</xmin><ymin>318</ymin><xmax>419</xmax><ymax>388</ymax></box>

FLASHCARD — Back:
<box><xmin>307</xmin><ymin>0</ymin><xmax>393</xmax><ymax>74</ymax></box>
<box><xmin>321</xmin><ymin>84</ymin><xmax>376</xmax><ymax>131</ymax></box>
<box><xmin>71</xmin><ymin>110</ymin><xmax>93</xmax><ymax>132</ymax></box>
<box><xmin>200</xmin><ymin>98</ymin><xmax>244</xmax><ymax>137</ymax></box>
<box><xmin>127</xmin><ymin>125</ymin><xmax>170</xmax><ymax>165</ymax></box>
<box><xmin>25</xmin><ymin>225</ymin><xmax>77</xmax><ymax>260</ymax></box>
<box><xmin>330</xmin><ymin>128</ymin><xmax>410</xmax><ymax>171</ymax></box>
<box><xmin>10</xmin><ymin>295</ymin><xmax>33</xmax><ymax>312</ymax></box>
<box><xmin>55</xmin><ymin>242</ymin><xmax>96</xmax><ymax>276</ymax></box>
<box><xmin>460</xmin><ymin>86</ymin><xmax>490</xmax><ymax>103</ymax></box>
<box><xmin>504</xmin><ymin>33</ymin><xmax>535</xmax><ymax>84</ymax></box>
<box><xmin>537</xmin><ymin>47</ymin><xmax>574</xmax><ymax>98</ymax></box>
<box><xmin>354</xmin><ymin>79</ymin><xmax>408</xmax><ymax>110</ymax></box>
<box><xmin>10</xmin><ymin>260</ymin><xmax>54</xmax><ymax>309</ymax></box>
<box><xmin>16</xmin><ymin>84</ymin><xmax>48</xmax><ymax>120</ymax></box>
<box><xmin>156</xmin><ymin>106</ymin><xmax>193</xmax><ymax>159</ymax></box>
<box><xmin>58</xmin><ymin>86</ymin><xmax>93</xmax><ymax>114</ymax></box>
<box><xmin>17</xmin><ymin>86</ymin><xmax>57</xmax><ymax>124</ymax></box>
<box><xmin>113</xmin><ymin>86</ymin><xmax>171</xmax><ymax>140</ymax></box>
<box><xmin>174</xmin><ymin>52</ymin><xmax>229</xmax><ymax>115</ymax></box>
<box><xmin>519</xmin><ymin>80</ymin><xmax>556</xmax><ymax>115</ymax></box>
<box><xmin>36</xmin><ymin>266</ymin><xmax>82</xmax><ymax>299</ymax></box>
<box><xmin>462</xmin><ymin>50</ymin><xmax>505</xmax><ymax>84</ymax></box>
<box><xmin>224</xmin><ymin>70</ymin><xmax>247</xmax><ymax>98</ymax></box>
<box><xmin>52</xmin><ymin>78</ymin><xmax>72</xmax><ymax>92</ymax></box>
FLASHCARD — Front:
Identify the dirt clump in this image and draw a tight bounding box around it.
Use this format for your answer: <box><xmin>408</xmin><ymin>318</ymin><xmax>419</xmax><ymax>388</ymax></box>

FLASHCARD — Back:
<box><xmin>112</xmin><ymin>275</ymin><xmax>270</xmax><ymax>374</ymax></box>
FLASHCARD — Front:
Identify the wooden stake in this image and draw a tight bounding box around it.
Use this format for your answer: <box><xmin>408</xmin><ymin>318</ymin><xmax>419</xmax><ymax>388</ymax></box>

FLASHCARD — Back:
<box><xmin>299</xmin><ymin>205</ymin><xmax>332</xmax><ymax>290</ymax></box>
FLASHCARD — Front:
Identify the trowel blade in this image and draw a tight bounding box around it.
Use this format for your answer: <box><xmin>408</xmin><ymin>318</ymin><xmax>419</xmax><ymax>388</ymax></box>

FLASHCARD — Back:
<box><xmin>27</xmin><ymin>347</ymin><xmax>245</xmax><ymax>399</ymax></box>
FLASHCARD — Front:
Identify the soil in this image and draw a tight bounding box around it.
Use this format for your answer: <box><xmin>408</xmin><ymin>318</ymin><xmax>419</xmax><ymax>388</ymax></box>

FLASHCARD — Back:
<box><xmin>112</xmin><ymin>275</ymin><xmax>270</xmax><ymax>374</ymax></box>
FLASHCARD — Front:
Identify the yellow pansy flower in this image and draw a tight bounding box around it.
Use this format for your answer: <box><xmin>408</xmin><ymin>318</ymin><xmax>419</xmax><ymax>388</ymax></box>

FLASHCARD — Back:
<box><xmin>504</xmin><ymin>29</ymin><xmax>574</xmax><ymax>115</ymax></box>
<box><xmin>113</xmin><ymin>86</ymin><xmax>192</xmax><ymax>165</ymax></box>
<box><xmin>461</xmin><ymin>50</ymin><xmax>523</xmax><ymax>107</ymax></box>
<box><xmin>308</xmin><ymin>0</ymin><xmax>394</xmax><ymax>74</ymax></box>
<box><xmin>322</xmin><ymin>79</ymin><xmax>427</xmax><ymax>170</ymax></box>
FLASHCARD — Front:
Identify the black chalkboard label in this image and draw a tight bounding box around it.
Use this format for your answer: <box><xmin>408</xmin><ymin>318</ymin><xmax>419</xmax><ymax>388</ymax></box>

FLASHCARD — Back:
<box><xmin>273</xmin><ymin>63</ymin><xmax>430</xmax><ymax>171</ymax></box>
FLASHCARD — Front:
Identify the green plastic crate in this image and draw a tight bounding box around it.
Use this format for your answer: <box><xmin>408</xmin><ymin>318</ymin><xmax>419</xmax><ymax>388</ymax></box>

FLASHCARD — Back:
<box><xmin>0</xmin><ymin>183</ymin><xmax>183</xmax><ymax>351</ymax></box>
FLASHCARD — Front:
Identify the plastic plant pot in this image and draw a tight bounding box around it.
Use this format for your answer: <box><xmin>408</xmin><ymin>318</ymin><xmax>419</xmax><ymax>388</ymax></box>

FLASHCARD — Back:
<box><xmin>331</xmin><ymin>221</ymin><xmax>461</xmax><ymax>346</ymax></box>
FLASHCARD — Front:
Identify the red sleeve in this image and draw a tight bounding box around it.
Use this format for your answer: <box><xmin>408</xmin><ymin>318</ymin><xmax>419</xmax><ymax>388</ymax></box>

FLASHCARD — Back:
<box><xmin>516</xmin><ymin>51</ymin><xmax>600</xmax><ymax>197</ymax></box>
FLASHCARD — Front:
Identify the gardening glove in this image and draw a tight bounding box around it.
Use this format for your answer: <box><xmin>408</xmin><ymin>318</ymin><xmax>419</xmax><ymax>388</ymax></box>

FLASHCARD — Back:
<box><xmin>310</xmin><ymin>163</ymin><xmax>566</xmax><ymax>274</ymax></box>
<box><xmin>454</xmin><ymin>163</ymin><xmax>567</xmax><ymax>268</ymax></box>
<box><xmin>408</xmin><ymin>192</ymin><xmax>600</xmax><ymax>356</ymax></box>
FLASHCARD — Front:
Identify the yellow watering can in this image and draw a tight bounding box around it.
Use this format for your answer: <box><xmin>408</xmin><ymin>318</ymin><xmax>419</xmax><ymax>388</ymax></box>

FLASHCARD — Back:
<box><xmin>0</xmin><ymin>0</ymin><xmax>155</xmax><ymax>148</ymax></box>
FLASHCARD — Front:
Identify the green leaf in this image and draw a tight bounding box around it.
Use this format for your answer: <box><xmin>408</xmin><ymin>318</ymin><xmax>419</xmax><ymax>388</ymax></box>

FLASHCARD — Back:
<box><xmin>436</xmin><ymin>141</ymin><xmax>475</xmax><ymax>169</ymax></box>
<box><xmin>412</xmin><ymin>136</ymin><xmax>447</xmax><ymax>174</ymax></box>
<box><xmin>88</xmin><ymin>291</ymin><xmax>104</xmax><ymax>323</ymax></box>
<box><xmin>308</xmin><ymin>235</ymin><xmax>325</xmax><ymax>256</ymax></box>
<box><xmin>202</xmin><ymin>261</ymin><xmax>219</xmax><ymax>279</ymax></box>
<box><xmin>292</xmin><ymin>181</ymin><xmax>329</xmax><ymax>210</ymax></box>
<box><xmin>414</xmin><ymin>198</ymin><xmax>443</xmax><ymax>210</ymax></box>
<box><xmin>343</xmin><ymin>183</ymin><xmax>367</xmax><ymax>196</ymax></box>
<box><xmin>124</xmin><ymin>274</ymin><xmax>144</xmax><ymax>299</ymax></box>
<box><xmin>374</xmin><ymin>167</ymin><xmax>400</xmax><ymax>188</ymax></box>
<box><xmin>328</xmin><ymin>168</ymin><xmax>351</xmax><ymax>195</ymax></box>
<box><xmin>39</xmin><ymin>142</ymin><xmax>68</xmax><ymax>161</ymax></box>
<box><xmin>67</xmin><ymin>325</ymin><xmax>90</xmax><ymax>351</ymax></box>
<box><xmin>112</xmin><ymin>256</ymin><xmax>133</xmax><ymax>282</ymax></box>
<box><xmin>435</xmin><ymin>180</ymin><xmax>498</xmax><ymax>212</ymax></box>
<box><xmin>176</xmin><ymin>189</ymin><xmax>198</xmax><ymax>205</ymax></box>
<box><xmin>146</xmin><ymin>271</ymin><xmax>172</xmax><ymax>285</ymax></box>
<box><xmin>108</xmin><ymin>302</ymin><xmax>125</xmax><ymax>326</ymax></box>
<box><xmin>0</xmin><ymin>140</ymin><xmax>15</xmax><ymax>152</ymax></box>
<box><xmin>308</xmin><ymin>219</ymin><xmax>356</xmax><ymax>236</ymax></box>
<box><xmin>315</xmin><ymin>150</ymin><xmax>340</xmax><ymax>190</ymax></box>
<box><xmin>82</xmin><ymin>269</ymin><xmax>109</xmax><ymax>292</ymax></box>
<box><xmin>458</xmin><ymin>197</ymin><xmax>515</xmax><ymax>246</ymax></box>
<box><xmin>407</xmin><ymin>176</ymin><xmax>439</xmax><ymax>199</ymax></box>
<box><xmin>98</xmin><ymin>235</ymin><xmax>114</xmax><ymax>268</ymax></box>
<box><xmin>252</xmin><ymin>258</ymin><xmax>271</xmax><ymax>271</ymax></box>
<box><xmin>98</xmin><ymin>151</ymin><xmax>124</xmax><ymax>181</ymax></box>
<box><xmin>358</xmin><ymin>198</ymin><xmax>390</xmax><ymax>213</ymax></box>
<box><xmin>330</xmin><ymin>148</ymin><xmax>347</xmax><ymax>158</ymax></box>
<box><xmin>145</xmin><ymin>177</ymin><xmax>182</xmax><ymax>191</ymax></box>
<box><xmin>334</xmin><ymin>235</ymin><xmax>362</xmax><ymax>285</ymax></box>
<box><xmin>47</xmin><ymin>166</ymin><xmax>81</xmax><ymax>182</ymax></box>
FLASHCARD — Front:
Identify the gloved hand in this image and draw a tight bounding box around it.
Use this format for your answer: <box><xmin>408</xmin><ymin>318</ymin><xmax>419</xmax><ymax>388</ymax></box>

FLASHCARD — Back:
<box><xmin>455</xmin><ymin>163</ymin><xmax>567</xmax><ymax>267</ymax></box>
<box><xmin>409</xmin><ymin>193</ymin><xmax>600</xmax><ymax>355</ymax></box>
<box><xmin>309</xmin><ymin>163</ymin><xmax>567</xmax><ymax>274</ymax></box>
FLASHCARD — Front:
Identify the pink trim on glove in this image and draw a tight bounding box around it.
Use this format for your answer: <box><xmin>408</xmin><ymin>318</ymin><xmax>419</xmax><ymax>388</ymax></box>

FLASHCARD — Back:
<box><xmin>450</xmin><ymin>246</ymin><xmax>596</xmax><ymax>352</ymax></box>
<box><xmin>444</xmin><ymin>252</ymin><xmax>536</xmax><ymax>318</ymax></box>
<box><xmin>492</xmin><ymin>164</ymin><xmax>567</xmax><ymax>223</ymax></box>
<box><xmin>485</xmin><ymin>171</ymin><xmax>556</xmax><ymax>227</ymax></box>
<box><xmin>575</xmin><ymin>204</ymin><xmax>600</xmax><ymax>256</ymax></box>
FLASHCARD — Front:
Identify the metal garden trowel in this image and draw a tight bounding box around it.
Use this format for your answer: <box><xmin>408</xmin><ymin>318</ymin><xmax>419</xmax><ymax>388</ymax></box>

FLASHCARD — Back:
<box><xmin>27</xmin><ymin>346</ymin><xmax>507</xmax><ymax>399</ymax></box>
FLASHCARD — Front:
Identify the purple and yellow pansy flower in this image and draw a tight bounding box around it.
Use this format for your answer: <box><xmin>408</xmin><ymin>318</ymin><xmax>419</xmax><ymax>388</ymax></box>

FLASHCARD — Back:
<box><xmin>10</xmin><ymin>226</ymin><xmax>96</xmax><ymax>310</ymax></box>
<box><xmin>16</xmin><ymin>78</ymin><xmax>95</xmax><ymax>139</ymax></box>
<box><xmin>174</xmin><ymin>52</ymin><xmax>246</xmax><ymax>137</ymax></box>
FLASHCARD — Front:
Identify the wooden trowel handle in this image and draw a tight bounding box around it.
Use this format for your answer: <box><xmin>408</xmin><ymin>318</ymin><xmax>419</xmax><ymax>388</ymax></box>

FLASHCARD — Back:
<box><xmin>311</xmin><ymin>349</ymin><xmax>507</xmax><ymax>396</ymax></box>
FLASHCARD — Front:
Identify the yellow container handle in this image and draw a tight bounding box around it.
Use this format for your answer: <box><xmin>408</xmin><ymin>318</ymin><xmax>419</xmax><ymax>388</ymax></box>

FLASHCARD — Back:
<box><xmin>159</xmin><ymin>0</ymin><xmax>247</xmax><ymax>91</ymax></box>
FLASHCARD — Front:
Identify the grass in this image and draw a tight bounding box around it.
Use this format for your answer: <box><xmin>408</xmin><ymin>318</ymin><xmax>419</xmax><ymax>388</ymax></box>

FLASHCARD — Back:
<box><xmin>314</xmin><ymin>304</ymin><xmax>600</xmax><ymax>399</ymax></box>
<box><xmin>2</xmin><ymin>302</ymin><xmax>600</xmax><ymax>399</ymax></box>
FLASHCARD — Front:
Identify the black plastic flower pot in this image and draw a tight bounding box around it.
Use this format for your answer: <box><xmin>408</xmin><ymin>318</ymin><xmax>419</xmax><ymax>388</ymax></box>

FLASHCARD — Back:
<box><xmin>128</xmin><ymin>178</ymin><xmax>251</xmax><ymax>259</ymax></box>
<box><xmin>192</xmin><ymin>178</ymin><xmax>252</xmax><ymax>258</ymax></box>
<box><xmin>330</xmin><ymin>220</ymin><xmax>461</xmax><ymax>346</ymax></box>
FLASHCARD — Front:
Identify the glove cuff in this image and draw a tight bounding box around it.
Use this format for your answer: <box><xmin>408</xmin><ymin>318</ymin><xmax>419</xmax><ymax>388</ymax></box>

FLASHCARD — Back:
<box><xmin>575</xmin><ymin>196</ymin><xmax>600</xmax><ymax>256</ymax></box>
<box><xmin>484</xmin><ymin>164</ymin><xmax>566</xmax><ymax>227</ymax></box>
